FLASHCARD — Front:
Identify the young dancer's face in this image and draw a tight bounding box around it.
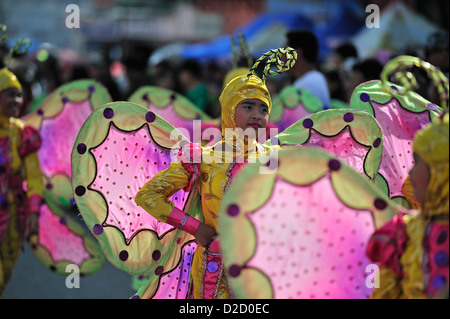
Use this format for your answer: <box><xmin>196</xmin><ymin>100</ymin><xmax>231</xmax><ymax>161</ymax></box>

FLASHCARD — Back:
<box><xmin>0</xmin><ymin>87</ymin><xmax>23</xmax><ymax>118</ymax></box>
<box><xmin>234</xmin><ymin>99</ymin><xmax>269</xmax><ymax>134</ymax></box>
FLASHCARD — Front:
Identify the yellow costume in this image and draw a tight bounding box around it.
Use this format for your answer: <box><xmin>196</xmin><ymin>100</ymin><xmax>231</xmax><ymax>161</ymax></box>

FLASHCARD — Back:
<box><xmin>0</xmin><ymin>68</ymin><xmax>44</xmax><ymax>297</ymax></box>
<box><xmin>367</xmin><ymin>114</ymin><xmax>449</xmax><ymax>298</ymax></box>
<box><xmin>135</xmin><ymin>74</ymin><xmax>279</xmax><ymax>299</ymax></box>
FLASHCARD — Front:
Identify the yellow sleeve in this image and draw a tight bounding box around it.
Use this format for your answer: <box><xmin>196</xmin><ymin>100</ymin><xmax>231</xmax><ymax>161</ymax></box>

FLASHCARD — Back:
<box><xmin>23</xmin><ymin>152</ymin><xmax>44</xmax><ymax>198</ymax></box>
<box><xmin>135</xmin><ymin>161</ymin><xmax>192</xmax><ymax>223</ymax></box>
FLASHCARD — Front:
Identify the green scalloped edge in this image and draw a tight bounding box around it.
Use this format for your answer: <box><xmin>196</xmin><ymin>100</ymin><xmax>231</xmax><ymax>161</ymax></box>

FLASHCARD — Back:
<box><xmin>265</xmin><ymin>109</ymin><xmax>383</xmax><ymax>181</ymax></box>
<box><xmin>128</xmin><ymin>86</ymin><xmax>212</xmax><ymax>121</ymax></box>
<box><xmin>23</xmin><ymin>79</ymin><xmax>112</xmax><ymax>129</ymax></box>
<box><xmin>349</xmin><ymin>80</ymin><xmax>443</xmax><ymax>118</ymax></box>
<box><xmin>219</xmin><ymin>147</ymin><xmax>401</xmax><ymax>298</ymax></box>
<box><xmin>270</xmin><ymin>86</ymin><xmax>324</xmax><ymax>123</ymax></box>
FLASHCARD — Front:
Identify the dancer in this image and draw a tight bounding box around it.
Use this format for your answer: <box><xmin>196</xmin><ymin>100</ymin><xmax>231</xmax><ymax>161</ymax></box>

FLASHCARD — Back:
<box><xmin>366</xmin><ymin>112</ymin><xmax>449</xmax><ymax>299</ymax></box>
<box><xmin>134</xmin><ymin>48</ymin><xmax>296</xmax><ymax>299</ymax></box>
<box><xmin>0</xmin><ymin>37</ymin><xmax>44</xmax><ymax>297</ymax></box>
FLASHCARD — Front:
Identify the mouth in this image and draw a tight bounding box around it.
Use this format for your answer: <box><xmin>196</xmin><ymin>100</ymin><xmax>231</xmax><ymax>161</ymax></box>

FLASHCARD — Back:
<box><xmin>248</xmin><ymin>123</ymin><xmax>261</xmax><ymax>129</ymax></box>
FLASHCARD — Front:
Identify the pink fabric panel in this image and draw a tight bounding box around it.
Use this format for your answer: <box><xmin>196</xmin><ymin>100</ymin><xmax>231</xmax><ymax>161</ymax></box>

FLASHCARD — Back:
<box><xmin>38</xmin><ymin>100</ymin><xmax>93</xmax><ymax>178</ymax></box>
<box><xmin>38</xmin><ymin>204</ymin><xmax>90</xmax><ymax>265</ymax></box>
<box><xmin>371</xmin><ymin>99</ymin><xmax>430</xmax><ymax>197</ymax></box>
<box><xmin>152</xmin><ymin>241</ymin><xmax>197</xmax><ymax>299</ymax></box>
<box><xmin>305</xmin><ymin>127</ymin><xmax>369</xmax><ymax>176</ymax></box>
<box><xmin>246</xmin><ymin>176</ymin><xmax>375</xmax><ymax>299</ymax></box>
<box><xmin>90</xmin><ymin>125</ymin><xmax>188</xmax><ymax>244</ymax></box>
<box><xmin>277</xmin><ymin>103</ymin><xmax>313</xmax><ymax>132</ymax></box>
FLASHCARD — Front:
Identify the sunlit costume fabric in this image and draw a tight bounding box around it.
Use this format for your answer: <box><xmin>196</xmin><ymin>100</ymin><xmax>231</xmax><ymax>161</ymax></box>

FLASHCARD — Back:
<box><xmin>135</xmin><ymin>73</ymin><xmax>279</xmax><ymax>299</ymax></box>
<box><xmin>0</xmin><ymin>68</ymin><xmax>43</xmax><ymax>297</ymax></box>
<box><xmin>367</xmin><ymin>113</ymin><xmax>449</xmax><ymax>298</ymax></box>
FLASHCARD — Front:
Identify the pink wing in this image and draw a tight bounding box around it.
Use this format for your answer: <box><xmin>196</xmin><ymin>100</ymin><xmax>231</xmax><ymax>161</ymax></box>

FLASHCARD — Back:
<box><xmin>219</xmin><ymin>147</ymin><xmax>401</xmax><ymax>299</ymax></box>
<box><xmin>350</xmin><ymin>80</ymin><xmax>442</xmax><ymax>199</ymax></box>
<box><xmin>30</xmin><ymin>196</ymin><xmax>105</xmax><ymax>275</ymax></box>
<box><xmin>22</xmin><ymin>80</ymin><xmax>112</xmax><ymax>206</ymax></box>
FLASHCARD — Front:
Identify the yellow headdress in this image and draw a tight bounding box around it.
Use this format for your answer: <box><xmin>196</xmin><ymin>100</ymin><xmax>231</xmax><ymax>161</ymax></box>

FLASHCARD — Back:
<box><xmin>0</xmin><ymin>25</ymin><xmax>30</xmax><ymax>93</ymax></box>
<box><xmin>219</xmin><ymin>47</ymin><xmax>297</xmax><ymax>136</ymax></box>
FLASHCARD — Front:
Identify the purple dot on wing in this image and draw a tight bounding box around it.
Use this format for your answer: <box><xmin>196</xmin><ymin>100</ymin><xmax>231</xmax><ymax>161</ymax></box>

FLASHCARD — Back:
<box><xmin>152</xmin><ymin>250</ymin><xmax>161</xmax><ymax>261</ymax></box>
<box><xmin>93</xmin><ymin>224</ymin><xmax>103</xmax><ymax>235</ymax></box>
<box><xmin>328</xmin><ymin>159</ymin><xmax>341</xmax><ymax>171</ymax></box>
<box><xmin>103</xmin><ymin>107</ymin><xmax>114</xmax><ymax>119</ymax></box>
<box><xmin>228</xmin><ymin>264</ymin><xmax>241</xmax><ymax>278</ymax></box>
<box><xmin>343</xmin><ymin>112</ymin><xmax>354</xmax><ymax>123</ymax></box>
<box><xmin>303</xmin><ymin>118</ymin><xmax>314</xmax><ymax>129</ymax></box>
<box><xmin>374</xmin><ymin>198</ymin><xmax>387</xmax><ymax>210</ymax></box>
<box><xmin>75</xmin><ymin>186</ymin><xmax>86</xmax><ymax>196</ymax></box>
<box><xmin>155</xmin><ymin>266</ymin><xmax>164</xmax><ymax>276</ymax></box>
<box><xmin>131</xmin><ymin>295</ymin><xmax>140</xmax><ymax>299</ymax></box>
<box><xmin>77</xmin><ymin>143</ymin><xmax>87</xmax><ymax>154</ymax></box>
<box><xmin>227</xmin><ymin>204</ymin><xmax>240</xmax><ymax>217</ymax></box>
<box><xmin>37</xmin><ymin>109</ymin><xmax>44</xmax><ymax>116</ymax></box>
<box><xmin>88</xmin><ymin>85</ymin><xmax>95</xmax><ymax>93</ymax></box>
<box><xmin>145</xmin><ymin>111</ymin><xmax>156</xmax><ymax>123</ymax></box>
<box><xmin>373</xmin><ymin>138</ymin><xmax>381</xmax><ymax>148</ymax></box>
<box><xmin>119</xmin><ymin>250</ymin><xmax>129</xmax><ymax>261</ymax></box>
<box><xmin>142</xmin><ymin>93</ymin><xmax>149</xmax><ymax>101</ymax></box>
<box><xmin>360</xmin><ymin>93</ymin><xmax>370</xmax><ymax>102</ymax></box>
<box><xmin>62</xmin><ymin>97</ymin><xmax>69</xmax><ymax>104</ymax></box>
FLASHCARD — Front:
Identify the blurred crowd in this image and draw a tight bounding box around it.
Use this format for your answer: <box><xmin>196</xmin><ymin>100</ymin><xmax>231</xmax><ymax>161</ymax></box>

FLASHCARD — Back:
<box><xmin>1</xmin><ymin>28</ymin><xmax>448</xmax><ymax>119</ymax></box>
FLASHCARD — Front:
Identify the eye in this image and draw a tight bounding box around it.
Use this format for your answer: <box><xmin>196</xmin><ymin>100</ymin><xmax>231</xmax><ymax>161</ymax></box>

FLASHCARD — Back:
<box><xmin>241</xmin><ymin>104</ymin><xmax>253</xmax><ymax>110</ymax></box>
<box><xmin>260</xmin><ymin>106</ymin><xmax>269</xmax><ymax>114</ymax></box>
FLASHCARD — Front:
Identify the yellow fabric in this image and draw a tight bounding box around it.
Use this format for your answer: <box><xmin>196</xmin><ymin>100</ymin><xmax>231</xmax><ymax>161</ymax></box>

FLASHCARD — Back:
<box><xmin>222</xmin><ymin>67</ymin><xmax>249</xmax><ymax>89</ymax></box>
<box><xmin>0</xmin><ymin>118</ymin><xmax>43</xmax><ymax>198</ymax></box>
<box><xmin>135</xmin><ymin>73</ymin><xmax>278</xmax><ymax>299</ymax></box>
<box><xmin>219</xmin><ymin>74</ymin><xmax>271</xmax><ymax>136</ymax></box>
<box><xmin>401</xmin><ymin>175</ymin><xmax>421</xmax><ymax>210</ymax></box>
<box><xmin>373</xmin><ymin>115</ymin><xmax>449</xmax><ymax>299</ymax></box>
<box><xmin>371</xmin><ymin>266</ymin><xmax>402</xmax><ymax>299</ymax></box>
<box><xmin>399</xmin><ymin>213</ymin><xmax>428</xmax><ymax>299</ymax></box>
<box><xmin>413</xmin><ymin>114</ymin><xmax>449</xmax><ymax>218</ymax></box>
<box><xmin>0</xmin><ymin>68</ymin><xmax>22</xmax><ymax>96</ymax></box>
<box><xmin>0</xmin><ymin>116</ymin><xmax>44</xmax><ymax>297</ymax></box>
<box><xmin>0</xmin><ymin>200</ymin><xmax>21</xmax><ymax>298</ymax></box>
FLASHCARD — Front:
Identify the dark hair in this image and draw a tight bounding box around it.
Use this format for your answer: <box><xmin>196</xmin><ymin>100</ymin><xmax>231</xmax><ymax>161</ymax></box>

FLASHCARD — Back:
<box><xmin>352</xmin><ymin>58</ymin><xmax>383</xmax><ymax>81</ymax></box>
<box><xmin>334</xmin><ymin>43</ymin><xmax>358</xmax><ymax>59</ymax></box>
<box><xmin>179</xmin><ymin>59</ymin><xmax>203</xmax><ymax>79</ymax></box>
<box><xmin>286</xmin><ymin>30</ymin><xmax>319</xmax><ymax>64</ymax></box>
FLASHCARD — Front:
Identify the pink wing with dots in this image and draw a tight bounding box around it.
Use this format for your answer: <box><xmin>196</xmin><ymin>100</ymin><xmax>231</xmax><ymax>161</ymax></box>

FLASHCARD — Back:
<box><xmin>72</xmin><ymin>102</ymin><xmax>196</xmax><ymax>282</ymax></box>
<box><xmin>29</xmin><ymin>198</ymin><xmax>105</xmax><ymax>275</ymax></box>
<box><xmin>219</xmin><ymin>147</ymin><xmax>398</xmax><ymax>299</ymax></box>
<box><xmin>350</xmin><ymin>81</ymin><xmax>442</xmax><ymax>200</ymax></box>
